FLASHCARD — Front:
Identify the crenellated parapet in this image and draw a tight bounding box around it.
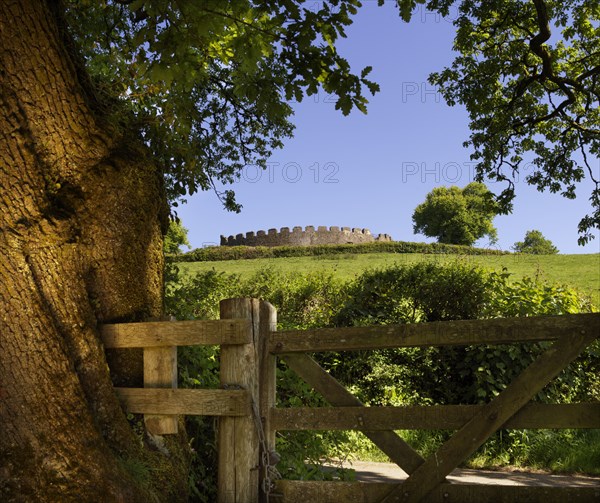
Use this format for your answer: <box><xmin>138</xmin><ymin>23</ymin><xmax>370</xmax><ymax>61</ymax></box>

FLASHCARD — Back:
<box><xmin>220</xmin><ymin>226</ymin><xmax>393</xmax><ymax>247</ymax></box>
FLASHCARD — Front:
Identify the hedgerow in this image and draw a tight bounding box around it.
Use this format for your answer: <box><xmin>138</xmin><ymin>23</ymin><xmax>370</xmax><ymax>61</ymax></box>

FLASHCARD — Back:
<box><xmin>174</xmin><ymin>240</ymin><xmax>508</xmax><ymax>262</ymax></box>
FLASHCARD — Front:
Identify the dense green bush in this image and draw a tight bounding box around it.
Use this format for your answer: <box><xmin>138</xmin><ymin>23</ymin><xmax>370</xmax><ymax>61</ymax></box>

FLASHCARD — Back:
<box><xmin>235</xmin><ymin>268</ymin><xmax>345</xmax><ymax>330</ymax></box>
<box><xmin>475</xmin><ymin>272</ymin><xmax>597</xmax><ymax>403</ymax></box>
<box><xmin>324</xmin><ymin>262</ymin><xmax>493</xmax><ymax>405</ymax></box>
<box><xmin>327</xmin><ymin>264</ymin><xmax>596</xmax><ymax>406</ymax></box>
<box><xmin>166</xmin><ymin>266</ymin><xmax>344</xmax><ymax>330</ymax></box>
<box><xmin>164</xmin><ymin>261</ymin><xmax>598</xmax><ymax>499</ymax></box>
<box><xmin>177</xmin><ymin>240</ymin><xmax>508</xmax><ymax>262</ymax></box>
<box><xmin>335</xmin><ymin>261</ymin><xmax>491</xmax><ymax>325</ymax></box>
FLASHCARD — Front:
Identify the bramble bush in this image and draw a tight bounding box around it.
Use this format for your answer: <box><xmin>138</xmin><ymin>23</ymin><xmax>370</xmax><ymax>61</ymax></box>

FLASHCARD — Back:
<box><xmin>164</xmin><ymin>260</ymin><xmax>598</xmax><ymax>499</ymax></box>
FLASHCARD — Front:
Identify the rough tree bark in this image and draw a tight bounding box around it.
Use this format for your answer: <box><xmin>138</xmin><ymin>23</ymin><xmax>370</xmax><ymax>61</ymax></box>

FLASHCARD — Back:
<box><xmin>0</xmin><ymin>1</ymin><xmax>190</xmax><ymax>501</ymax></box>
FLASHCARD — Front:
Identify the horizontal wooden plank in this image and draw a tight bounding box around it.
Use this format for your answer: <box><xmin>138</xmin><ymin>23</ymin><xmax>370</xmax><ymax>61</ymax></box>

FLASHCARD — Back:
<box><xmin>101</xmin><ymin>319</ymin><xmax>252</xmax><ymax>348</ymax></box>
<box><xmin>274</xmin><ymin>481</ymin><xmax>600</xmax><ymax>503</ymax></box>
<box><xmin>114</xmin><ymin>388</ymin><xmax>251</xmax><ymax>416</ymax></box>
<box><xmin>270</xmin><ymin>403</ymin><xmax>600</xmax><ymax>431</ymax></box>
<box><xmin>270</xmin><ymin>313</ymin><xmax>599</xmax><ymax>353</ymax></box>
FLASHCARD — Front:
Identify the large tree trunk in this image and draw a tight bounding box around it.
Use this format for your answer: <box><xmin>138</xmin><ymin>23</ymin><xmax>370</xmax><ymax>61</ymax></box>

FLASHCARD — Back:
<box><xmin>0</xmin><ymin>1</ymin><xmax>190</xmax><ymax>501</ymax></box>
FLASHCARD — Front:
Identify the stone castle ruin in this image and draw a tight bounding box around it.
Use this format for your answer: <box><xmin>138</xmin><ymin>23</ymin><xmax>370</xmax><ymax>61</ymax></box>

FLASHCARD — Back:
<box><xmin>220</xmin><ymin>226</ymin><xmax>393</xmax><ymax>247</ymax></box>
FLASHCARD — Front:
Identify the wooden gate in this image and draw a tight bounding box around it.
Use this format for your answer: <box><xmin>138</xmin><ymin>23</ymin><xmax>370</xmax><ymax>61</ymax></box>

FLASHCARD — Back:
<box><xmin>267</xmin><ymin>312</ymin><xmax>600</xmax><ymax>502</ymax></box>
<box><xmin>102</xmin><ymin>300</ymin><xmax>600</xmax><ymax>503</ymax></box>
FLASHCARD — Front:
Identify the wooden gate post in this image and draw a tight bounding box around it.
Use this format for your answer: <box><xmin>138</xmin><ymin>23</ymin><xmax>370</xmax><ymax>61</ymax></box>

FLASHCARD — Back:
<box><xmin>258</xmin><ymin>301</ymin><xmax>277</xmax><ymax>503</ymax></box>
<box><xmin>219</xmin><ymin>298</ymin><xmax>261</xmax><ymax>503</ymax></box>
<box><xmin>144</xmin><ymin>317</ymin><xmax>178</xmax><ymax>435</ymax></box>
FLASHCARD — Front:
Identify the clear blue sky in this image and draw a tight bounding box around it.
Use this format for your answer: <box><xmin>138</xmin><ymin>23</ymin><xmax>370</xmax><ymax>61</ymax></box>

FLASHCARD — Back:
<box><xmin>178</xmin><ymin>2</ymin><xmax>600</xmax><ymax>254</ymax></box>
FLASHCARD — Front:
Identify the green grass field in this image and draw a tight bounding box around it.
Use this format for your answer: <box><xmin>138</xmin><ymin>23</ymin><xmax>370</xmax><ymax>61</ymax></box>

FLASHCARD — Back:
<box><xmin>176</xmin><ymin>252</ymin><xmax>600</xmax><ymax>307</ymax></box>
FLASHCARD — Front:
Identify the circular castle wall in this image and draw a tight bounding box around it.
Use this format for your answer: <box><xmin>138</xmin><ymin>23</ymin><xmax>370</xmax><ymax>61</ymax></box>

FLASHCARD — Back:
<box><xmin>220</xmin><ymin>226</ymin><xmax>393</xmax><ymax>247</ymax></box>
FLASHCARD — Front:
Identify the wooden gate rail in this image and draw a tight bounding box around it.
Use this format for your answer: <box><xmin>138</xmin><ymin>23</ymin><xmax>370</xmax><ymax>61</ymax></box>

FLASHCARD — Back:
<box><xmin>281</xmin><ymin>352</ymin><xmax>425</xmax><ymax>474</ymax></box>
<box><xmin>113</xmin><ymin>388</ymin><xmax>250</xmax><ymax>417</ymax></box>
<box><xmin>268</xmin><ymin>313</ymin><xmax>598</xmax><ymax>353</ymax></box>
<box><xmin>102</xmin><ymin>318</ymin><xmax>253</xmax><ymax>347</ymax></box>
<box><xmin>266</xmin><ymin>313</ymin><xmax>600</xmax><ymax>503</ymax></box>
<box><xmin>271</xmin><ymin>402</ymin><xmax>600</xmax><ymax>430</ymax></box>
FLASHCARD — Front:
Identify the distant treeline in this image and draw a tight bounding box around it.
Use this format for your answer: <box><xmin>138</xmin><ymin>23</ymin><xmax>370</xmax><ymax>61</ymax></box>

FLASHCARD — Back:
<box><xmin>175</xmin><ymin>240</ymin><xmax>509</xmax><ymax>262</ymax></box>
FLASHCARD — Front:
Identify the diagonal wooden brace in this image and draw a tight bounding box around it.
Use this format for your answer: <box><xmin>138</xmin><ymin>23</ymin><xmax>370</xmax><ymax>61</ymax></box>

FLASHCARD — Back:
<box><xmin>283</xmin><ymin>353</ymin><xmax>425</xmax><ymax>474</ymax></box>
<box><xmin>379</xmin><ymin>327</ymin><xmax>599</xmax><ymax>503</ymax></box>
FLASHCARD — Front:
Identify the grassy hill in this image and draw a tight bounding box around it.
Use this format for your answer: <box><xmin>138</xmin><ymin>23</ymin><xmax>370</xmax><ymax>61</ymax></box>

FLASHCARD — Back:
<box><xmin>176</xmin><ymin>251</ymin><xmax>600</xmax><ymax>307</ymax></box>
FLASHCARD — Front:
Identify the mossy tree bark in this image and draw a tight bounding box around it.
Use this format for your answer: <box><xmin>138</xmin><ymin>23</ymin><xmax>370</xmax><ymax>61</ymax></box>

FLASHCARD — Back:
<box><xmin>0</xmin><ymin>1</ymin><xmax>189</xmax><ymax>501</ymax></box>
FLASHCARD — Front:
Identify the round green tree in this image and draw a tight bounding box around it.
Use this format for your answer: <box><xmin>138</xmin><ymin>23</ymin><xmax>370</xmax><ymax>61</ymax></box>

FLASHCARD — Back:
<box><xmin>412</xmin><ymin>182</ymin><xmax>499</xmax><ymax>246</ymax></box>
<box><xmin>513</xmin><ymin>230</ymin><xmax>559</xmax><ymax>254</ymax></box>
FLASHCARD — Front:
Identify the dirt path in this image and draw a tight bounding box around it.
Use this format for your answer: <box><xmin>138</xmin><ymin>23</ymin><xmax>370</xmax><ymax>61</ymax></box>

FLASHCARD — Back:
<box><xmin>328</xmin><ymin>460</ymin><xmax>600</xmax><ymax>487</ymax></box>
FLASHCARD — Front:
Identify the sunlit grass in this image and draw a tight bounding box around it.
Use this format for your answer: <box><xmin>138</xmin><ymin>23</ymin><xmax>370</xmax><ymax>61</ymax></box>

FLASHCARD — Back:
<box><xmin>176</xmin><ymin>252</ymin><xmax>600</xmax><ymax>307</ymax></box>
<box><xmin>336</xmin><ymin>429</ymin><xmax>600</xmax><ymax>475</ymax></box>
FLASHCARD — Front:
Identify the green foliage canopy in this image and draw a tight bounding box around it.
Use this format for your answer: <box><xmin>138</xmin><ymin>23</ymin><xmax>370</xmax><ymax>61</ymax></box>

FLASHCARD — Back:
<box><xmin>164</xmin><ymin>220</ymin><xmax>191</xmax><ymax>254</ymax></box>
<box><xmin>412</xmin><ymin>182</ymin><xmax>500</xmax><ymax>246</ymax></box>
<box><xmin>424</xmin><ymin>0</ymin><xmax>600</xmax><ymax>244</ymax></box>
<box><xmin>64</xmin><ymin>0</ymin><xmax>379</xmax><ymax>210</ymax></box>
<box><xmin>513</xmin><ymin>229</ymin><xmax>560</xmax><ymax>254</ymax></box>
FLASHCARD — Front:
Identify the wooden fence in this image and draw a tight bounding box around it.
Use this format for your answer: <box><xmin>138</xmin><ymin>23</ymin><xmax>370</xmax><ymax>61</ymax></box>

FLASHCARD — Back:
<box><xmin>101</xmin><ymin>298</ymin><xmax>275</xmax><ymax>503</ymax></box>
<box><xmin>101</xmin><ymin>299</ymin><xmax>600</xmax><ymax>503</ymax></box>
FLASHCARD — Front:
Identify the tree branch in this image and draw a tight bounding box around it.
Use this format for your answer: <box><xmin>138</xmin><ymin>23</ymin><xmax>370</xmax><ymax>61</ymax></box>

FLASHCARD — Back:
<box><xmin>530</xmin><ymin>0</ymin><xmax>553</xmax><ymax>79</ymax></box>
